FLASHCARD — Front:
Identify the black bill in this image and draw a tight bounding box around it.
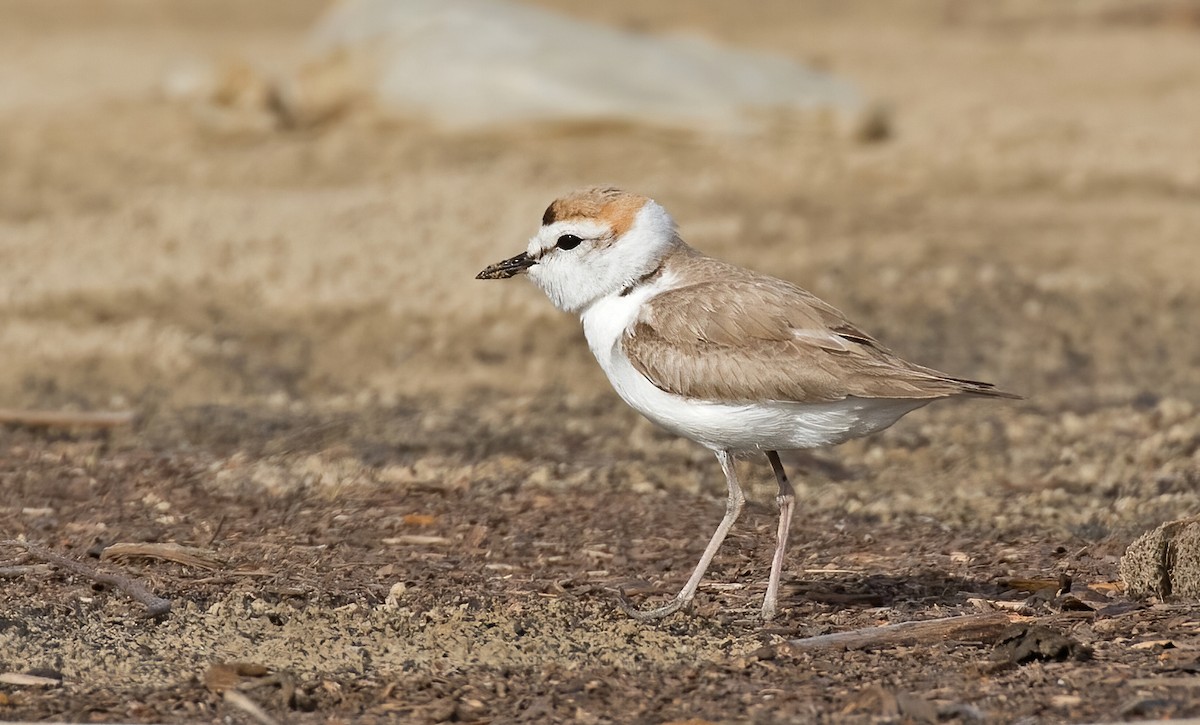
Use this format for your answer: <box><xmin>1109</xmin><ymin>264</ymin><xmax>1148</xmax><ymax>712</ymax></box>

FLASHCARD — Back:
<box><xmin>476</xmin><ymin>251</ymin><xmax>535</xmax><ymax>279</ymax></box>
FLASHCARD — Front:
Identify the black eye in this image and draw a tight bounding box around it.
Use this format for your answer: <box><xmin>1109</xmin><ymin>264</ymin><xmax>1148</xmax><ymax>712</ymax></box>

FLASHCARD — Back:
<box><xmin>556</xmin><ymin>234</ymin><xmax>583</xmax><ymax>250</ymax></box>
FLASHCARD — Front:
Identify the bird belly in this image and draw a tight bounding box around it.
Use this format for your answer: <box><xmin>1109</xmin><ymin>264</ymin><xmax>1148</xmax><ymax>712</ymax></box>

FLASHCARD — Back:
<box><xmin>603</xmin><ymin>353</ymin><xmax>928</xmax><ymax>452</ymax></box>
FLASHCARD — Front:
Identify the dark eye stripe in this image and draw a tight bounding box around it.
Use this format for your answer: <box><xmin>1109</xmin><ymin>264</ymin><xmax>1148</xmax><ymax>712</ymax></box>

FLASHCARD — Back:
<box><xmin>556</xmin><ymin>234</ymin><xmax>583</xmax><ymax>250</ymax></box>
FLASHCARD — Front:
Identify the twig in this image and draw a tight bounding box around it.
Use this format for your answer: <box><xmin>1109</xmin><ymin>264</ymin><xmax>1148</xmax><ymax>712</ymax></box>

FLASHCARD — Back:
<box><xmin>224</xmin><ymin>690</ymin><xmax>282</xmax><ymax>725</ymax></box>
<box><xmin>1127</xmin><ymin>676</ymin><xmax>1200</xmax><ymax>688</ymax></box>
<box><xmin>0</xmin><ymin>539</ymin><xmax>171</xmax><ymax>617</ymax></box>
<box><xmin>100</xmin><ymin>542</ymin><xmax>222</xmax><ymax>571</ymax></box>
<box><xmin>207</xmin><ymin>514</ymin><xmax>228</xmax><ymax>547</ymax></box>
<box><xmin>0</xmin><ymin>672</ymin><xmax>61</xmax><ymax>687</ymax></box>
<box><xmin>0</xmin><ymin>564</ymin><xmax>52</xmax><ymax>578</ymax></box>
<box><xmin>0</xmin><ymin>408</ymin><xmax>135</xmax><ymax>429</ymax></box>
<box><xmin>1087</xmin><ymin>720</ymin><xmax>1200</xmax><ymax>725</ymax></box>
<box><xmin>782</xmin><ymin>612</ymin><xmax>1016</xmax><ymax>653</ymax></box>
<box><xmin>381</xmin><ymin>534</ymin><xmax>452</xmax><ymax>546</ymax></box>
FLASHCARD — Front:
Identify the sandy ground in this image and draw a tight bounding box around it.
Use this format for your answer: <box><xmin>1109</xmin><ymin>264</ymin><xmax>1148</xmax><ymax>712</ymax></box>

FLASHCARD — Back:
<box><xmin>2</xmin><ymin>1</ymin><xmax>1200</xmax><ymax>722</ymax></box>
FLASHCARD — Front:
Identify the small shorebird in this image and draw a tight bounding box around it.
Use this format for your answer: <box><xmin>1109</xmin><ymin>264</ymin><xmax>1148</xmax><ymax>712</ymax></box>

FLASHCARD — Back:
<box><xmin>477</xmin><ymin>187</ymin><xmax>1018</xmax><ymax>621</ymax></box>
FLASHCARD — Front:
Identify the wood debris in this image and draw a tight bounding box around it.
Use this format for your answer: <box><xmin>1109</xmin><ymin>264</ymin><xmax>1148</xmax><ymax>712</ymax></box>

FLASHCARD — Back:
<box><xmin>1129</xmin><ymin>639</ymin><xmax>1176</xmax><ymax>650</ymax></box>
<box><xmin>224</xmin><ymin>689</ymin><xmax>282</xmax><ymax>725</ymax></box>
<box><xmin>1</xmin><ymin>539</ymin><xmax>171</xmax><ymax>617</ymax></box>
<box><xmin>990</xmin><ymin>624</ymin><xmax>1093</xmax><ymax>666</ymax></box>
<box><xmin>99</xmin><ymin>542</ymin><xmax>223</xmax><ymax>571</ymax></box>
<box><xmin>773</xmin><ymin>612</ymin><xmax>1015</xmax><ymax>654</ymax></box>
<box><xmin>0</xmin><ymin>564</ymin><xmax>52</xmax><ymax>578</ymax></box>
<box><xmin>0</xmin><ymin>408</ymin><xmax>134</xmax><ymax>429</ymax></box>
<box><xmin>205</xmin><ymin>662</ymin><xmax>272</xmax><ymax>693</ymax></box>
<box><xmin>0</xmin><ymin>672</ymin><xmax>61</xmax><ymax>687</ymax></box>
<box><xmin>381</xmin><ymin>534</ymin><xmax>451</xmax><ymax>546</ymax></box>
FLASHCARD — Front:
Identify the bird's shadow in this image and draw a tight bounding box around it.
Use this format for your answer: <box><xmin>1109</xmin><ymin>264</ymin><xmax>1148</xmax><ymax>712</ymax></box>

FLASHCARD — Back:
<box><xmin>780</xmin><ymin>570</ymin><xmax>1002</xmax><ymax>610</ymax></box>
<box><xmin>608</xmin><ymin>569</ymin><xmax>1011</xmax><ymax>631</ymax></box>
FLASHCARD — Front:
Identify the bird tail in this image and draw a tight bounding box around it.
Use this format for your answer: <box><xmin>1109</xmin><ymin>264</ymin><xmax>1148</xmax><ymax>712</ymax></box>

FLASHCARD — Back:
<box><xmin>947</xmin><ymin>376</ymin><xmax>1023</xmax><ymax>400</ymax></box>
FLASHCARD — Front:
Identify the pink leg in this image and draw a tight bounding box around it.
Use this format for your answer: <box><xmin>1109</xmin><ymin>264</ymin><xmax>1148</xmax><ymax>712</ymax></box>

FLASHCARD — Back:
<box><xmin>619</xmin><ymin>450</ymin><xmax>745</xmax><ymax>621</ymax></box>
<box><xmin>762</xmin><ymin>450</ymin><xmax>796</xmax><ymax>621</ymax></box>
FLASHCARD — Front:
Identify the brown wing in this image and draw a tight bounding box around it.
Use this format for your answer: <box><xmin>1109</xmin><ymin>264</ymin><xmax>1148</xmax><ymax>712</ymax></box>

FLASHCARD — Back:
<box><xmin>623</xmin><ymin>257</ymin><xmax>1017</xmax><ymax>404</ymax></box>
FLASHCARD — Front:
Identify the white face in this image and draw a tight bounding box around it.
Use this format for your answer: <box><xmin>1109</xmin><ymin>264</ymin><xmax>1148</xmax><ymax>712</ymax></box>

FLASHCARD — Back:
<box><xmin>526</xmin><ymin>201</ymin><xmax>677</xmax><ymax>314</ymax></box>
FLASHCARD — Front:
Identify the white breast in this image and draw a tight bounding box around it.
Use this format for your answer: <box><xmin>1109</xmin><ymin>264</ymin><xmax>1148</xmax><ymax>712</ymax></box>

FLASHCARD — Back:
<box><xmin>580</xmin><ymin>278</ymin><xmax>928</xmax><ymax>453</ymax></box>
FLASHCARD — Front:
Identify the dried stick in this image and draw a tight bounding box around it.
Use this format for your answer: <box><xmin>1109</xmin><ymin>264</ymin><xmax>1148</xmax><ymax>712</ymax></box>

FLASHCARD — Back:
<box><xmin>100</xmin><ymin>542</ymin><xmax>222</xmax><ymax>571</ymax></box>
<box><xmin>1</xmin><ymin>539</ymin><xmax>171</xmax><ymax>617</ymax></box>
<box><xmin>0</xmin><ymin>564</ymin><xmax>51</xmax><ymax>578</ymax></box>
<box><xmin>0</xmin><ymin>408</ymin><xmax>134</xmax><ymax>429</ymax></box>
<box><xmin>783</xmin><ymin>612</ymin><xmax>1015</xmax><ymax>653</ymax></box>
<box><xmin>224</xmin><ymin>690</ymin><xmax>283</xmax><ymax>725</ymax></box>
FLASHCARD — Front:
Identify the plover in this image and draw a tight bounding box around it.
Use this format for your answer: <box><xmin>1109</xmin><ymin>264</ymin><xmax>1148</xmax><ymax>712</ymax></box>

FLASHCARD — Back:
<box><xmin>477</xmin><ymin>187</ymin><xmax>1018</xmax><ymax>621</ymax></box>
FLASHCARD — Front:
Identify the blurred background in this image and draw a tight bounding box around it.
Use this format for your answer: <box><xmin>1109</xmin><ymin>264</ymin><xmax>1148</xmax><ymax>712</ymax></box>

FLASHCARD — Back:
<box><xmin>3</xmin><ymin>0</ymin><xmax>1200</xmax><ymax>541</ymax></box>
<box><xmin>2</xmin><ymin>0</ymin><xmax>1200</xmax><ymax>520</ymax></box>
<box><xmin>3</xmin><ymin>0</ymin><xmax>1198</xmax><ymax>481</ymax></box>
<box><xmin>3</xmin><ymin>1</ymin><xmax>1200</xmax><ymax>719</ymax></box>
<box><xmin>3</xmin><ymin>0</ymin><xmax>1198</xmax><ymax>410</ymax></box>
<box><xmin>4</xmin><ymin>0</ymin><xmax>1200</xmax><ymax>518</ymax></box>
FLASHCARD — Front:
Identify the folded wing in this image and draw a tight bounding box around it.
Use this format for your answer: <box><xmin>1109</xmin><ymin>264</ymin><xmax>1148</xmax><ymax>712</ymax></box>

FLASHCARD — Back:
<box><xmin>622</xmin><ymin>259</ymin><xmax>1018</xmax><ymax>404</ymax></box>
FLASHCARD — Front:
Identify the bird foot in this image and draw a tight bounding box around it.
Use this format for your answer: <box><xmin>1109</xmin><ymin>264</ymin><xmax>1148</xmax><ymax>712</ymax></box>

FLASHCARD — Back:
<box><xmin>615</xmin><ymin>588</ymin><xmax>690</xmax><ymax>621</ymax></box>
<box><xmin>761</xmin><ymin>600</ymin><xmax>778</xmax><ymax>622</ymax></box>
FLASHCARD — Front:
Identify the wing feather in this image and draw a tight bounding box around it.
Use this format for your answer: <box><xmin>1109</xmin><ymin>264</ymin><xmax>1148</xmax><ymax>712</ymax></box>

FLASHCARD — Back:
<box><xmin>622</xmin><ymin>256</ymin><xmax>1017</xmax><ymax>403</ymax></box>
